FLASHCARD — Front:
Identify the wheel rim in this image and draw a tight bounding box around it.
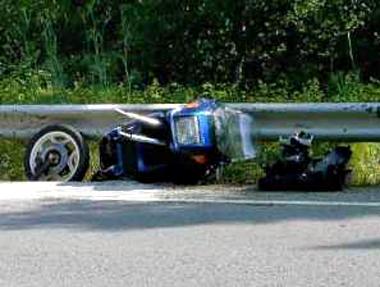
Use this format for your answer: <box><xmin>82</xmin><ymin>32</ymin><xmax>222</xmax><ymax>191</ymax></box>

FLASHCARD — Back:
<box><xmin>29</xmin><ymin>131</ymin><xmax>81</xmax><ymax>181</ymax></box>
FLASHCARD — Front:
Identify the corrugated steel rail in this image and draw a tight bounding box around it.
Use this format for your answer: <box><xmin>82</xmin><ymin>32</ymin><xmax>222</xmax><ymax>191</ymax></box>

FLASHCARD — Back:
<box><xmin>0</xmin><ymin>102</ymin><xmax>379</xmax><ymax>141</ymax></box>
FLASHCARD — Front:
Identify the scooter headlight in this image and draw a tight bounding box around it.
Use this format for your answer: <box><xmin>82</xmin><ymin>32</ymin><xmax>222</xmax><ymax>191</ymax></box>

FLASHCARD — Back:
<box><xmin>174</xmin><ymin>116</ymin><xmax>201</xmax><ymax>145</ymax></box>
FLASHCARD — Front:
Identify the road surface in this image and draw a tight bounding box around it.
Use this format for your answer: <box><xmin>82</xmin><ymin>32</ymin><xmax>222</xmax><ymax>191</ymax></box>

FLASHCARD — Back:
<box><xmin>0</xmin><ymin>182</ymin><xmax>379</xmax><ymax>287</ymax></box>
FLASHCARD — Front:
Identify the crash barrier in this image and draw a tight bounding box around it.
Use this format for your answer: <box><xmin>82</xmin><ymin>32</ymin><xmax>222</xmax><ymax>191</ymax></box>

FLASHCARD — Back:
<box><xmin>0</xmin><ymin>102</ymin><xmax>379</xmax><ymax>141</ymax></box>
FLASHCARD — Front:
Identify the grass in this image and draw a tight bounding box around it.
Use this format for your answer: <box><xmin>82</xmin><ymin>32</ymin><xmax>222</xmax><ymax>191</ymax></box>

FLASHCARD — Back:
<box><xmin>0</xmin><ymin>140</ymin><xmax>26</xmax><ymax>181</ymax></box>
<box><xmin>350</xmin><ymin>143</ymin><xmax>380</xmax><ymax>186</ymax></box>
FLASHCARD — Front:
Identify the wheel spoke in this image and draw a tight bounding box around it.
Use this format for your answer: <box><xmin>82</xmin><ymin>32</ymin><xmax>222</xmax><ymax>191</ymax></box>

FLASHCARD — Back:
<box><xmin>67</xmin><ymin>152</ymin><xmax>79</xmax><ymax>173</ymax></box>
<box><xmin>50</xmin><ymin>136</ymin><xmax>71</xmax><ymax>145</ymax></box>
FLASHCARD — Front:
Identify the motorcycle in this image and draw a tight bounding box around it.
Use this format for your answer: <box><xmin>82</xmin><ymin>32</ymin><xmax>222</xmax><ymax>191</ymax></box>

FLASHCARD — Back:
<box><xmin>24</xmin><ymin>99</ymin><xmax>256</xmax><ymax>183</ymax></box>
<box><xmin>258</xmin><ymin>131</ymin><xmax>352</xmax><ymax>191</ymax></box>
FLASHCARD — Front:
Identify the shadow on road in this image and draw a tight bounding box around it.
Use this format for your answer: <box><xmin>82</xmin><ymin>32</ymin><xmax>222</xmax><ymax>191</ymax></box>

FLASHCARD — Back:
<box><xmin>314</xmin><ymin>239</ymin><xmax>380</xmax><ymax>250</ymax></box>
<box><xmin>0</xmin><ymin>198</ymin><xmax>380</xmax><ymax>233</ymax></box>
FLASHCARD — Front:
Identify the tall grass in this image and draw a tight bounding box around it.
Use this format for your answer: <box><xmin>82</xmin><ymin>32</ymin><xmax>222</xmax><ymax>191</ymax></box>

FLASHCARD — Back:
<box><xmin>40</xmin><ymin>7</ymin><xmax>65</xmax><ymax>87</ymax></box>
<box><xmin>350</xmin><ymin>143</ymin><xmax>380</xmax><ymax>186</ymax></box>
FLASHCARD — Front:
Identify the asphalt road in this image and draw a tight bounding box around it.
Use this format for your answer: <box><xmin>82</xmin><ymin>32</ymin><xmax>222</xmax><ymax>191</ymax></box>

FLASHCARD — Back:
<box><xmin>0</xmin><ymin>182</ymin><xmax>379</xmax><ymax>287</ymax></box>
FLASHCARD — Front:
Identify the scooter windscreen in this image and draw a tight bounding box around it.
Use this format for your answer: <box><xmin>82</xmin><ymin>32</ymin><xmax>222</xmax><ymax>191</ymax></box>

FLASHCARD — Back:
<box><xmin>213</xmin><ymin>105</ymin><xmax>256</xmax><ymax>161</ymax></box>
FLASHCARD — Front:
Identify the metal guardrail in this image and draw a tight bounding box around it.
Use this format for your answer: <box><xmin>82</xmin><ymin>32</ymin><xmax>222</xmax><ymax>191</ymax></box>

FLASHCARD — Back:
<box><xmin>232</xmin><ymin>102</ymin><xmax>380</xmax><ymax>141</ymax></box>
<box><xmin>0</xmin><ymin>103</ymin><xmax>379</xmax><ymax>141</ymax></box>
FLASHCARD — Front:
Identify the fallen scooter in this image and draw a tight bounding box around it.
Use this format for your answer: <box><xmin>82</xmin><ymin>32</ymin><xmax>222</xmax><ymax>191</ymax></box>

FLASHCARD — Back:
<box><xmin>24</xmin><ymin>99</ymin><xmax>256</xmax><ymax>183</ymax></box>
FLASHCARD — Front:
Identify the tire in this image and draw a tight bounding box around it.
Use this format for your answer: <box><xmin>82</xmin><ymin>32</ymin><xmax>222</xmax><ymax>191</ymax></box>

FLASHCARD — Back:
<box><xmin>24</xmin><ymin>125</ymin><xmax>89</xmax><ymax>182</ymax></box>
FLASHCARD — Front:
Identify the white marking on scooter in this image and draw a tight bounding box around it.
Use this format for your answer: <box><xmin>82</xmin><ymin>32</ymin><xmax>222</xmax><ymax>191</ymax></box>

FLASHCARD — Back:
<box><xmin>114</xmin><ymin>108</ymin><xmax>162</xmax><ymax>126</ymax></box>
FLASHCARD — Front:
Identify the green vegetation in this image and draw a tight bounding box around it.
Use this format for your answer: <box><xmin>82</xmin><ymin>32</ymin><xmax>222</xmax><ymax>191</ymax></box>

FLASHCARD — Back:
<box><xmin>350</xmin><ymin>143</ymin><xmax>380</xmax><ymax>186</ymax></box>
<box><xmin>0</xmin><ymin>0</ymin><xmax>379</xmax><ymax>184</ymax></box>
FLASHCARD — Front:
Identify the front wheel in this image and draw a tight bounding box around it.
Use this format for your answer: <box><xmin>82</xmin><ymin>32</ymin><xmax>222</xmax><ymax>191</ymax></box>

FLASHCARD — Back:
<box><xmin>24</xmin><ymin>125</ymin><xmax>89</xmax><ymax>182</ymax></box>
